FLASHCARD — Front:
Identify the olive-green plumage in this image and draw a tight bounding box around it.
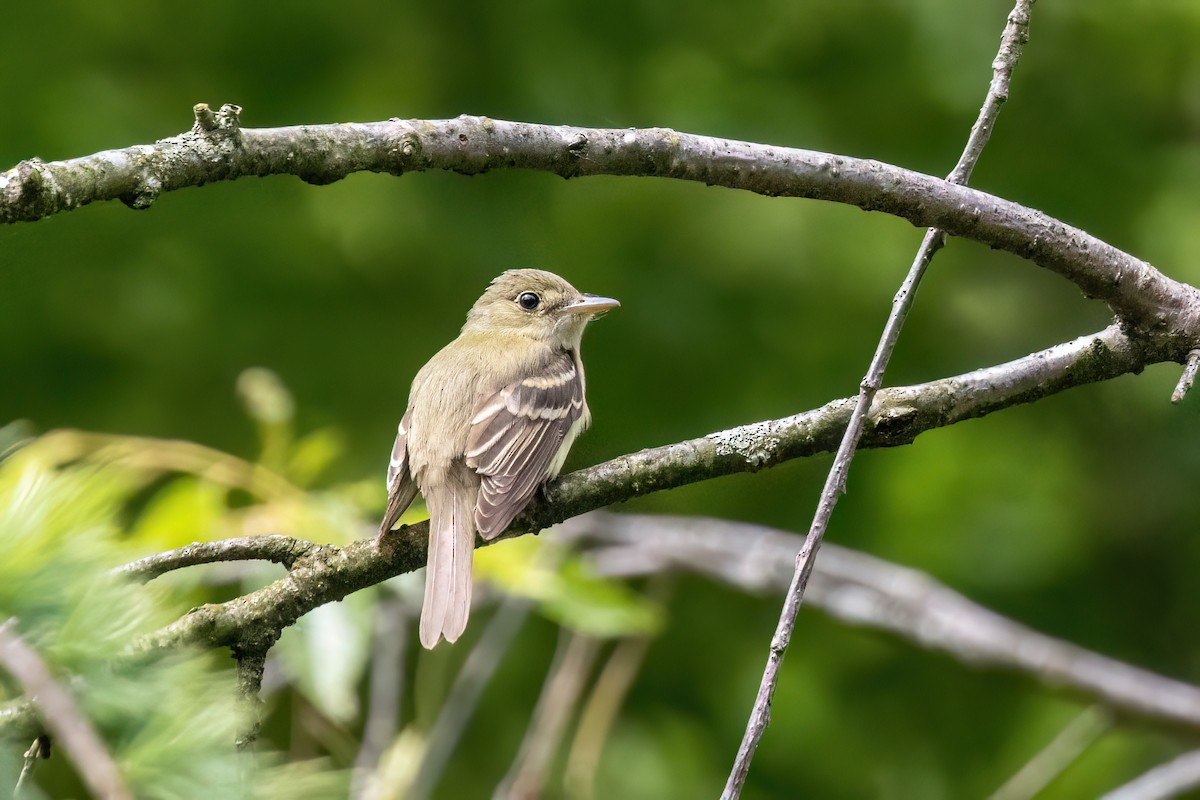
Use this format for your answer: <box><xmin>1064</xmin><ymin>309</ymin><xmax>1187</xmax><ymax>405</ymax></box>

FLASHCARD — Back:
<box><xmin>376</xmin><ymin>269</ymin><xmax>619</xmax><ymax>648</ymax></box>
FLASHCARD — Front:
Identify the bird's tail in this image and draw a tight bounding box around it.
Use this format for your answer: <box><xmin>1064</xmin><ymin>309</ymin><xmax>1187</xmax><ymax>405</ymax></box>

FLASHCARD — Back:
<box><xmin>419</xmin><ymin>482</ymin><xmax>476</xmax><ymax>649</ymax></box>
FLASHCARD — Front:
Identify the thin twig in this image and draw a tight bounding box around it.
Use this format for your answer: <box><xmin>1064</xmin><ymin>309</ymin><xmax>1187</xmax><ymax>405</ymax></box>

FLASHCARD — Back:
<box><xmin>1171</xmin><ymin>349</ymin><xmax>1200</xmax><ymax>404</ymax></box>
<box><xmin>408</xmin><ymin>598</ymin><xmax>532</xmax><ymax>800</ymax></box>
<box><xmin>564</xmin><ymin>573</ymin><xmax>665</xmax><ymax>800</ymax></box>
<box><xmin>350</xmin><ymin>597</ymin><xmax>409</xmax><ymax>800</ymax></box>
<box><xmin>723</xmin><ymin>3</ymin><xmax>1035</xmax><ymax>794</ymax></box>
<box><xmin>948</xmin><ymin>1</ymin><xmax>1034</xmax><ymax>184</ymax></box>
<box><xmin>989</xmin><ymin>706</ymin><xmax>1112</xmax><ymax>800</ymax></box>
<box><xmin>0</xmin><ymin>620</ymin><xmax>131</xmax><ymax>800</ymax></box>
<box><xmin>494</xmin><ymin>630</ymin><xmax>601</xmax><ymax>800</ymax></box>
<box><xmin>13</xmin><ymin>735</ymin><xmax>50</xmax><ymax>798</ymax></box>
<box><xmin>115</xmin><ymin>534</ymin><xmax>321</xmax><ymax>582</ymax></box>
<box><xmin>562</xmin><ymin>637</ymin><xmax>651</xmax><ymax>800</ymax></box>
<box><xmin>1101</xmin><ymin>750</ymin><xmax>1200</xmax><ymax>800</ymax></box>
<box><xmin>564</xmin><ymin>512</ymin><xmax>1200</xmax><ymax>732</ymax></box>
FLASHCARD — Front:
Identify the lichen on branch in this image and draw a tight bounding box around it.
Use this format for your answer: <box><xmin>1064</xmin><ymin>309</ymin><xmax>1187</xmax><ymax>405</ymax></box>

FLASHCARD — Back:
<box><xmin>129</xmin><ymin>324</ymin><xmax>1154</xmax><ymax>656</ymax></box>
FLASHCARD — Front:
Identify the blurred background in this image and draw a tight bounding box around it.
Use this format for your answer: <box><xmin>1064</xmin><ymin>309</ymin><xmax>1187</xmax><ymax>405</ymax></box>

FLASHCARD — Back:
<box><xmin>3</xmin><ymin>0</ymin><xmax>1200</xmax><ymax>797</ymax></box>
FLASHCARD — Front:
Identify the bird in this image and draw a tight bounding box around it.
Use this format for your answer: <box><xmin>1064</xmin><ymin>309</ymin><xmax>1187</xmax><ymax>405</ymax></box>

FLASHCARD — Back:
<box><xmin>375</xmin><ymin>268</ymin><xmax>619</xmax><ymax>648</ymax></box>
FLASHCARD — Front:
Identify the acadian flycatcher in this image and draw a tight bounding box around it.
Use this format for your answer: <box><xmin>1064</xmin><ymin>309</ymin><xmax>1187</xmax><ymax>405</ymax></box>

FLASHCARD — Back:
<box><xmin>376</xmin><ymin>269</ymin><xmax>619</xmax><ymax>649</ymax></box>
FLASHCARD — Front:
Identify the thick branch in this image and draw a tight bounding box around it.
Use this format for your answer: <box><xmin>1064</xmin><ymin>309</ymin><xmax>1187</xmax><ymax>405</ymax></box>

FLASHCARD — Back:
<box><xmin>128</xmin><ymin>324</ymin><xmax>1152</xmax><ymax>655</ymax></box>
<box><xmin>563</xmin><ymin>513</ymin><xmax>1200</xmax><ymax>734</ymax></box>
<box><xmin>3</xmin><ymin>111</ymin><xmax>1198</xmax><ymax>342</ymax></box>
<box><xmin>537</xmin><ymin>323</ymin><xmax>1150</xmax><ymax>525</ymax></box>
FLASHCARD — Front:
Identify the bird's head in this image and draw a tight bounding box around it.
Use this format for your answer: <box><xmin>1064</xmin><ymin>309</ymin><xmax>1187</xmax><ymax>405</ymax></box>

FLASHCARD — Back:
<box><xmin>463</xmin><ymin>268</ymin><xmax>620</xmax><ymax>350</ymax></box>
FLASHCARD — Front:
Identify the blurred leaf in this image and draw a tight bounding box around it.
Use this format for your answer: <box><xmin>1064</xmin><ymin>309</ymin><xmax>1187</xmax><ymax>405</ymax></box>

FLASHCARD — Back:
<box><xmin>478</xmin><ymin>537</ymin><xmax>661</xmax><ymax>637</ymax></box>
<box><xmin>0</xmin><ymin>438</ymin><xmax>341</xmax><ymax>798</ymax></box>
<box><xmin>286</xmin><ymin>427</ymin><xmax>345</xmax><ymax>487</ymax></box>
<box><xmin>237</xmin><ymin>367</ymin><xmax>295</xmax><ymax>426</ymax></box>
<box><xmin>128</xmin><ymin>476</ymin><xmax>227</xmax><ymax>551</ymax></box>
<box><xmin>273</xmin><ymin>588</ymin><xmax>375</xmax><ymax>725</ymax></box>
<box><xmin>253</xmin><ymin>758</ymin><xmax>349</xmax><ymax>799</ymax></box>
<box><xmin>367</xmin><ymin>727</ymin><xmax>426</xmax><ymax>800</ymax></box>
<box><xmin>0</xmin><ymin>420</ymin><xmax>34</xmax><ymax>463</ymax></box>
<box><xmin>541</xmin><ymin>560</ymin><xmax>663</xmax><ymax>637</ymax></box>
<box><xmin>237</xmin><ymin>367</ymin><xmax>295</xmax><ymax>473</ymax></box>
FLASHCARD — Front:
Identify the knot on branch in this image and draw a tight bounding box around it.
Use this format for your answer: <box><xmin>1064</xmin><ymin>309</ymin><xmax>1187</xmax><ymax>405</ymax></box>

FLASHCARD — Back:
<box><xmin>112</xmin><ymin>101</ymin><xmax>248</xmax><ymax>211</ymax></box>
<box><xmin>869</xmin><ymin>403</ymin><xmax>922</xmax><ymax>445</ymax></box>
<box><xmin>566</xmin><ymin>133</ymin><xmax>588</xmax><ymax>158</ymax></box>
<box><xmin>0</xmin><ymin>158</ymin><xmax>60</xmax><ymax>223</ymax></box>
<box><xmin>192</xmin><ymin>102</ymin><xmax>242</xmax><ymax>136</ymax></box>
<box><xmin>3</xmin><ymin>158</ymin><xmax>44</xmax><ymax>201</ymax></box>
<box><xmin>118</xmin><ymin>175</ymin><xmax>162</xmax><ymax>211</ymax></box>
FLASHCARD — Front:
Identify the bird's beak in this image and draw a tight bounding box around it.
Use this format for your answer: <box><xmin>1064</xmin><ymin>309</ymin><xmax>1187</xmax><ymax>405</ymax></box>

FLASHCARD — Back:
<box><xmin>563</xmin><ymin>294</ymin><xmax>621</xmax><ymax>315</ymax></box>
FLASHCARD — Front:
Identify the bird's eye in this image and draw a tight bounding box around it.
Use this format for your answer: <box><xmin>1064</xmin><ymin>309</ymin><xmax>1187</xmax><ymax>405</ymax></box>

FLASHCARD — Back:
<box><xmin>517</xmin><ymin>292</ymin><xmax>541</xmax><ymax>311</ymax></box>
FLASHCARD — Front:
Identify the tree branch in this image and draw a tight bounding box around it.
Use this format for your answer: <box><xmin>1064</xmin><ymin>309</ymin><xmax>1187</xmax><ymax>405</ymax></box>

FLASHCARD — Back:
<box><xmin>116</xmin><ymin>534</ymin><xmax>320</xmax><ymax>582</ymax></box>
<box><xmin>1101</xmin><ymin>750</ymin><xmax>1200</xmax><ymax>800</ymax></box>
<box><xmin>118</xmin><ymin>323</ymin><xmax>1151</xmax><ymax>662</ymax></box>
<box><xmin>3</xmin><ymin>111</ymin><xmax>1198</xmax><ymax>342</ymax></box>
<box><xmin>233</xmin><ymin>646</ymin><xmax>268</xmax><ymax>750</ymax></box>
<box><xmin>989</xmin><ymin>706</ymin><xmax>1111</xmax><ymax>800</ymax></box>
<box><xmin>0</xmin><ymin>700</ymin><xmax>38</xmax><ymax>741</ymax></box>
<box><xmin>1171</xmin><ymin>349</ymin><xmax>1200</xmax><ymax>404</ymax></box>
<box><xmin>724</xmin><ymin>2</ymin><xmax>1036</xmax><ymax>792</ymax></box>
<box><xmin>14</xmin><ymin>735</ymin><xmax>51</xmax><ymax>799</ymax></box>
<box><xmin>561</xmin><ymin>513</ymin><xmax>1200</xmax><ymax>734</ymax></box>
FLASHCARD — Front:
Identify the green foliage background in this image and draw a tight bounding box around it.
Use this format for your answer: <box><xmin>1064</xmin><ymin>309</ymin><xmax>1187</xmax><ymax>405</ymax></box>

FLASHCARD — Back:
<box><xmin>3</xmin><ymin>1</ymin><xmax>1200</xmax><ymax>797</ymax></box>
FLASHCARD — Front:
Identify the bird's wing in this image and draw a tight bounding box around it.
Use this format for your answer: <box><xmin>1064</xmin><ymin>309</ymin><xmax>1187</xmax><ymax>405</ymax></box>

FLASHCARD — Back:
<box><xmin>465</xmin><ymin>349</ymin><xmax>585</xmax><ymax>540</ymax></box>
<box><xmin>377</xmin><ymin>408</ymin><xmax>418</xmax><ymax>540</ymax></box>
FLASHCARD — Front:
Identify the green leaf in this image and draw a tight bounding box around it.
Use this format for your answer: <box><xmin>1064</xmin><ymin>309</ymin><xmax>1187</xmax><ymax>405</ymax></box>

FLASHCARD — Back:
<box><xmin>478</xmin><ymin>538</ymin><xmax>662</xmax><ymax>637</ymax></box>
<box><xmin>286</xmin><ymin>428</ymin><xmax>345</xmax><ymax>487</ymax></box>
<box><xmin>540</xmin><ymin>559</ymin><xmax>663</xmax><ymax>637</ymax></box>
<box><xmin>128</xmin><ymin>476</ymin><xmax>228</xmax><ymax>551</ymax></box>
<box><xmin>0</xmin><ymin>438</ymin><xmax>340</xmax><ymax>798</ymax></box>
